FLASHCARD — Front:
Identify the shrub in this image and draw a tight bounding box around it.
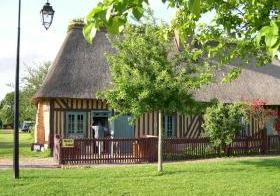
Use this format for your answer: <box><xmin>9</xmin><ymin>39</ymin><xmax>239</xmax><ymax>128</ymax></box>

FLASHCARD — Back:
<box><xmin>202</xmin><ymin>102</ymin><xmax>246</xmax><ymax>149</ymax></box>
<box><xmin>243</xmin><ymin>98</ymin><xmax>276</xmax><ymax>130</ymax></box>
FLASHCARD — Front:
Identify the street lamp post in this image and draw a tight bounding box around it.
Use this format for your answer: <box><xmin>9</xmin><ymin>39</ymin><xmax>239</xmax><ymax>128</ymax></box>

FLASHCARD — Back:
<box><xmin>14</xmin><ymin>0</ymin><xmax>21</xmax><ymax>179</ymax></box>
<box><xmin>14</xmin><ymin>0</ymin><xmax>54</xmax><ymax>179</ymax></box>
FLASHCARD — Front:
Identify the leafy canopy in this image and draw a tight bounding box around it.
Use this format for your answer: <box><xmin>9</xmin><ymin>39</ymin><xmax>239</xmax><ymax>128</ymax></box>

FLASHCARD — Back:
<box><xmin>98</xmin><ymin>24</ymin><xmax>207</xmax><ymax>120</ymax></box>
<box><xmin>202</xmin><ymin>102</ymin><xmax>246</xmax><ymax>148</ymax></box>
<box><xmin>84</xmin><ymin>0</ymin><xmax>280</xmax><ymax>81</ymax></box>
<box><xmin>0</xmin><ymin>62</ymin><xmax>50</xmax><ymax>126</ymax></box>
<box><xmin>0</xmin><ymin>92</ymin><xmax>15</xmax><ymax>126</ymax></box>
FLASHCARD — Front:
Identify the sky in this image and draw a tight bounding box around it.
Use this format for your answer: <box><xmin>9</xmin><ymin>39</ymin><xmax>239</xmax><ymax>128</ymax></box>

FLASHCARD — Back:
<box><xmin>0</xmin><ymin>0</ymin><xmax>176</xmax><ymax>100</ymax></box>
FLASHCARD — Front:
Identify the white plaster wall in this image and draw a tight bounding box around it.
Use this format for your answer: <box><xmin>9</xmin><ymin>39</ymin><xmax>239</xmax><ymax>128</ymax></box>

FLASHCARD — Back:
<box><xmin>43</xmin><ymin>102</ymin><xmax>50</xmax><ymax>144</ymax></box>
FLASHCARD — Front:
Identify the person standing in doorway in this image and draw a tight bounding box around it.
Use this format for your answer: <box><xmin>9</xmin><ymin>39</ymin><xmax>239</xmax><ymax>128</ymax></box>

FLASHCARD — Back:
<box><xmin>92</xmin><ymin>121</ymin><xmax>104</xmax><ymax>156</ymax></box>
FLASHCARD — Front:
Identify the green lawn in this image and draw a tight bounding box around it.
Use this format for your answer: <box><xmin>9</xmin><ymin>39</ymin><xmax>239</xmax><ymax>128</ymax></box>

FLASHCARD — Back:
<box><xmin>0</xmin><ymin>129</ymin><xmax>50</xmax><ymax>159</ymax></box>
<box><xmin>1</xmin><ymin>157</ymin><xmax>280</xmax><ymax>195</ymax></box>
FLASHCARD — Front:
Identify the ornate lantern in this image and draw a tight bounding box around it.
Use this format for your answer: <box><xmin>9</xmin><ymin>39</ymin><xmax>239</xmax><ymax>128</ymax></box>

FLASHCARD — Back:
<box><xmin>40</xmin><ymin>0</ymin><xmax>55</xmax><ymax>30</ymax></box>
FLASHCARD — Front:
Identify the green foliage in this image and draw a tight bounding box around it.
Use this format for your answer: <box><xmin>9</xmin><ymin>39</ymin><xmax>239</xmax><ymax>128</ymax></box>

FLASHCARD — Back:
<box><xmin>202</xmin><ymin>102</ymin><xmax>246</xmax><ymax>148</ymax></box>
<box><xmin>83</xmin><ymin>0</ymin><xmax>148</xmax><ymax>43</ymax></box>
<box><xmin>21</xmin><ymin>62</ymin><xmax>51</xmax><ymax>122</ymax></box>
<box><xmin>0</xmin><ymin>62</ymin><xmax>50</xmax><ymax>126</ymax></box>
<box><xmin>256</xmin><ymin>20</ymin><xmax>280</xmax><ymax>58</ymax></box>
<box><xmin>242</xmin><ymin>99</ymin><xmax>274</xmax><ymax>129</ymax></box>
<box><xmin>22</xmin><ymin>62</ymin><xmax>51</xmax><ymax>94</ymax></box>
<box><xmin>98</xmin><ymin>24</ymin><xmax>208</xmax><ymax>121</ymax></box>
<box><xmin>84</xmin><ymin>0</ymin><xmax>279</xmax><ymax>82</ymax></box>
<box><xmin>0</xmin><ymin>92</ymin><xmax>14</xmax><ymax>126</ymax></box>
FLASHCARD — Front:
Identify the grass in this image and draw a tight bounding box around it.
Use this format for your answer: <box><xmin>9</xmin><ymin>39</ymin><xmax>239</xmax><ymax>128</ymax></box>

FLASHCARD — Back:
<box><xmin>1</xmin><ymin>157</ymin><xmax>280</xmax><ymax>195</ymax></box>
<box><xmin>0</xmin><ymin>129</ymin><xmax>50</xmax><ymax>159</ymax></box>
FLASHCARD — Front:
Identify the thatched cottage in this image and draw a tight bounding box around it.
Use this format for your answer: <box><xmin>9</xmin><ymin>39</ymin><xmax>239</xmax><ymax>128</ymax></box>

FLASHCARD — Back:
<box><xmin>33</xmin><ymin>23</ymin><xmax>280</xmax><ymax>149</ymax></box>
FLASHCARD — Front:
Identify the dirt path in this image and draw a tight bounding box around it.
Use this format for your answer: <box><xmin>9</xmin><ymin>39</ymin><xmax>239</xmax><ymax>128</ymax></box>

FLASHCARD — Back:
<box><xmin>0</xmin><ymin>157</ymin><xmax>60</xmax><ymax>169</ymax></box>
<box><xmin>1</xmin><ymin>155</ymin><xmax>279</xmax><ymax>169</ymax></box>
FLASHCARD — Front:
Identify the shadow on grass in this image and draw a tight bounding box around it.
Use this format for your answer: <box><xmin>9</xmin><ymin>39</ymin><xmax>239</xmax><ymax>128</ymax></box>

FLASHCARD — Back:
<box><xmin>236</xmin><ymin>158</ymin><xmax>280</xmax><ymax>170</ymax></box>
<box><xmin>162</xmin><ymin>167</ymin><xmax>248</xmax><ymax>176</ymax></box>
<box><xmin>0</xmin><ymin>142</ymin><xmax>31</xmax><ymax>148</ymax></box>
<box><xmin>162</xmin><ymin>157</ymin><xmax>280</xmax><ymax>176</ymax></box>
<box><xmin>10</xmin><ymin>159</ymin><xmax>280</xmax><ymax>181</ymax></box>
<box><xmin>23</xmin><ymin>175</ymin><xmax>86</xmax><ymax>180</ymax></box>
<box><xmin>0</xmin><ymin>131</ymin><xmax>13</xmax><ymax>134</ymax></box>
<box><xmin>20</xmin><ymin>167</ymin><xmax>250</xmax><ymax>180</ymax></box>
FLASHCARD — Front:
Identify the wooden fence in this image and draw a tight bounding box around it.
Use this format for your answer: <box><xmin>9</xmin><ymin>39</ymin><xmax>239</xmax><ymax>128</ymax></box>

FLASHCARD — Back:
<box><xmin>54</xmin><ymin>136</ymin><xmax>157</xmax><ymax>164</ymax></box>
<box><xmin>162</xmin><ymin>136</ymin><xmax>265</xmax><ymax>160</ymax></box>
<box><xmin>267</xmin><ymin>135</ymin><xmax>280</xmax><ymax>154</ymax></box>
<box><xmin>53</xmin><ymin>134</ymin><xmax>280</xmax><ymax>165</ymax></box>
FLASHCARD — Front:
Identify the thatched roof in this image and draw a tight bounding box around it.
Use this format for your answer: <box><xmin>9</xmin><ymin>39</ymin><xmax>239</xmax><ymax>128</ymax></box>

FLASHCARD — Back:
<box><xmin>35</xmin><ymin>23</ymin><xmax>280</xmax><ymax>105</ymax></box>
<box><xmin>34</xmin><ymin>24</ymin><xmax>112</xmax><ymax>100</ymax></box>
<box><xmin>194</xmin><ymin>60</ymin><xmax>280</xmax><ymax>105</ymax></box>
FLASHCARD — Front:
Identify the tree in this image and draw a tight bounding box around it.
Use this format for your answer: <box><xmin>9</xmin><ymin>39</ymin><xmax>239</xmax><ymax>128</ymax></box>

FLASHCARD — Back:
<box><xmin>0</xmin><ymin>92</ymin><xmax>15</xmax><ymax>127</ymax></box>
<box><xmin>0</xmin><ymin>62</ymin><xmax>50</xmax><ymax>126</ymax></box>
<box><xmin>202</xmin><ymin>102</ymin><xmax>246</xmax><ymax>153</ymax></box>
<box><xmin>20</xmin><ymin>62</ymin><xmax>51</xmax><ymax>122</ymax></box>
<box><xmin>98</xmin><ymin>22</ymin><xmax>207</xmax><ymax>171</ymax></box>
<box><xmin>83</xmin><ymin>0</ymin><xmax>279</xmax><ymax>81</ymax></box>
<box><xmin>22</xmin><ymin>61</ymin><xmax>51</xmax><ymax>97</ymax></box>
<box><xmin>243</xmin><ymin>99</ymin><xmax>276</xmax><ymax>130</ymax></box>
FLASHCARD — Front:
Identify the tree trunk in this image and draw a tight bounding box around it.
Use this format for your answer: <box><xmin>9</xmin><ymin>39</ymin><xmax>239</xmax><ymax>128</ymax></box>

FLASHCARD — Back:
<box><xmin>158</xmin><ymin>110</ymin><xmax>163</xmax><ymax>172</ymax></box>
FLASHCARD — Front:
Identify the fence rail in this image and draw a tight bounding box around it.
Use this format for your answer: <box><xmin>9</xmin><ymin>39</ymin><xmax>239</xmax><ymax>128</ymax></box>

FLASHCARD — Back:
<box><xmin>267</xmin><ymin>135</ymin><xmax>280</xmax><ymax>154</ymax></box>
<box><xmin>54</xmin><ymin>136</ymin><xmax>158</xmax><ymax>164</ymax></box>
<box><xmin>54</xmin><ymin>134</ymin><xmax>280</xmax><ymax>165</ymax></box>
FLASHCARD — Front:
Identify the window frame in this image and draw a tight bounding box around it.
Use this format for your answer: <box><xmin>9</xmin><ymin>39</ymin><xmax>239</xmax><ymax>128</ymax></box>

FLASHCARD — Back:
<box><xmin>164</xmin><ymin>115</ymin><xmax>176</xmax><ymax>138</ymax></box>
<box><xmin>65</xmin><ymin>112</ymin><xmax>87</xmax><ymax>137</ymax></box>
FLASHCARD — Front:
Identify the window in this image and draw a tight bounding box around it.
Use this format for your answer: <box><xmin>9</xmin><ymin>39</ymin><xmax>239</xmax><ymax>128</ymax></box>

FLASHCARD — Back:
<box><xmin>66</xmin><ymin>112</ymin><xmax>87</xmax><ymax>136</ymax></box>
<box><xmin>67</xmin><ymin>114</ymin><xmax>75</xmax><ymax>134</ymax></box>
<box><xmin>77</xmin><ymin>114</ymin><xmax>84</xmax><ymax>133</ymax></box>
<box><xmin>164</xmin><ymin>115</ymin><xmax>176</xmax><ymax>138</ymax></box>
<box><xmin>240</xmin><ymin>117</ymin><xmax>249</xmax><ymax>137</ymax></box>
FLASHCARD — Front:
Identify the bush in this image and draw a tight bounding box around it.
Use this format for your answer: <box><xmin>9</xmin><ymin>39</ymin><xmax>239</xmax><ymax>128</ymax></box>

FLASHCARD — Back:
<box><xmin>202</xmin><ymin>102</ymin><xmax>246</xmax><ymax>149</ymax></box>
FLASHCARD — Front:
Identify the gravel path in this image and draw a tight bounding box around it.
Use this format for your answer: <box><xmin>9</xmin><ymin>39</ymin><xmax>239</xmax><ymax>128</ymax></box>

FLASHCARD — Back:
<box><xmin>1</xmin><ymin>155</ymin><xmax>279</xmax><ymax>169</ymax></box>
<box><xmin>0</xmin><ymin>158</ymin><xmax>60</xmax><ymax>169</ymax></box>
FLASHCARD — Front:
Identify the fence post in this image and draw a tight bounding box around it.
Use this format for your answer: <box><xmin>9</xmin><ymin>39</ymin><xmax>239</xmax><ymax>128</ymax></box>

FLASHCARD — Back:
<box><xmin>245</xmin><ymin>137</ymin><xmax>247</xmax><ymax>155</ymax></box>
<box><xmin>261</xmin><ymin>128</ymin><xmax>267</xmax><ymax>154</ymax></box>
<box><xmin>267</xmin><ymin>135</ymin><xmax>270</xmax><ymax>154</ymax></box>
<box><xmin>226</xmin><ymin>145</ymin><xmax>231</xmax><ymax>157</ymax></box>
<box><xmin>58</xmin><ymin>137</ymin><xmax>63</xmax><ymax>165</ymax></box>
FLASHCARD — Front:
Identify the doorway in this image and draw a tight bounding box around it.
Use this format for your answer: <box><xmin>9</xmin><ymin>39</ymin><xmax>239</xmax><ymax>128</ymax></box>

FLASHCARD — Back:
<box><xmin>91</xmin><ymin>110</ymin><xmax>111</xmax><ymax>136</ymax></box>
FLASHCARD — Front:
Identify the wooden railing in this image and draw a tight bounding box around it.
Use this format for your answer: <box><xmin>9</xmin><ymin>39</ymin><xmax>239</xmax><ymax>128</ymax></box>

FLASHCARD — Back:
<box><xmin>54</xmin><ymin>134</ymin><xmax>280</xmax><ymax>165</ymax></box>
<box><xmin>57</xmin><ymin>137</ymin><xmax>157</xmax><ymax>164</ymax></box>
<box><xmin>267</xmin><ymin>135</ymin><xmax>280</xmax><ymax>154</ymax></box>
<box><xmin>227</xmin><ymin>136</ymin><xmax>264</xmax><ymax>156</ymax></box>
<box><xmin>163</xmin><ymin>138</ymin><xmax>215</xmax><ymax>160</ymax></box>
<box><xmin>162</xmin><ymin>136</ymin><xmax>265</xmax><ymax>160</ymax></box>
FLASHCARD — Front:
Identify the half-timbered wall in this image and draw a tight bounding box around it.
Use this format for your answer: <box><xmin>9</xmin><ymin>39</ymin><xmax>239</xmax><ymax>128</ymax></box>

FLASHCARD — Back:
<box><xmin>134</xmin><ymin>112</ymin><xmax>204</xmax><ymax>139</ymax></box>
<box><xmin>134</xmin><ymin>112</ymin><xmax>263</xmax><ymax>139</ymax></box>
<box><xmin>45</xmin><ymin>98</ymin><xmax>269</xmax><ymax>149</ymax></box>
<box><xmin>49</xmin><ymin>98</ymin><xmax>109</xmax><ymax>147</ymax></box>
<box><xmin>50</xmin><ymin>100</ymin><xmax>206</xmax><ymax>140</ymax></box>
